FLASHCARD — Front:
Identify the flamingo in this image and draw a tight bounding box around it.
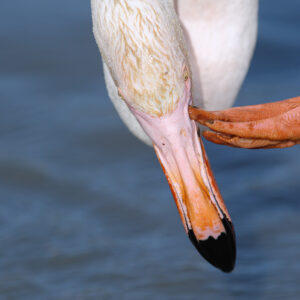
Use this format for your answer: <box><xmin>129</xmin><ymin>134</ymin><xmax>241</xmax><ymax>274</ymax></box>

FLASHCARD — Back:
<box><xmin>91</xmin><ymin>0</ymin><xmax>299</xmax><ymax>272</ymax></box>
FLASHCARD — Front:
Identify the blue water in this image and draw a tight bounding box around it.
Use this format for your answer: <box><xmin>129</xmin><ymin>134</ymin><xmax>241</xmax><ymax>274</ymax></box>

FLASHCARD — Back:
<box><xmin>0</xmin><ymin>1</ymin><xmax>300</xmax><ymax>299</ymax></box>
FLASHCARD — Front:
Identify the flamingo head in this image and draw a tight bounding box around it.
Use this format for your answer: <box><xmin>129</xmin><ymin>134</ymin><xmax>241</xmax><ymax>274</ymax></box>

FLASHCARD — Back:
<box><xmin>92</xmin><ymin>0</ymin><xmax>236</xmax><ymax>272</ymax></box>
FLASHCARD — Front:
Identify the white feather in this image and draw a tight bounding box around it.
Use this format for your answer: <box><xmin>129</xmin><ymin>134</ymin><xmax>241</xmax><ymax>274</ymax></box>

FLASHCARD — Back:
<box><xmin>92</xmin><ymin>0</ymin><xmax>259</xmax><ymax>145</ymax></box>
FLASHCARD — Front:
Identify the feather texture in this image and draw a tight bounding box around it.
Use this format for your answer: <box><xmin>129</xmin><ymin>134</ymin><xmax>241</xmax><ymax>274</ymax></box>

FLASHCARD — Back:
<box><xmin>92</xmin><ymin>0</ymin><xmax>188</xmax><ymax>117</ymax></box>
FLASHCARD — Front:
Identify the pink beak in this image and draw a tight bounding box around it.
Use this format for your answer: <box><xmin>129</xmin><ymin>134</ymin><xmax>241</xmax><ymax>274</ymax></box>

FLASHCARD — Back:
<box><xmin>129</xmin><ymin>78</ymin><xmax>236</xmax><ymax>272</ymax></box>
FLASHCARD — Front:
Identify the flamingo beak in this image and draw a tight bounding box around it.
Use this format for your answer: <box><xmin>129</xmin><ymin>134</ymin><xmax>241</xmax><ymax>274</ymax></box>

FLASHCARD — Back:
<box><xmin>130</xmin><ymin>84</ymin><xmax>236</xmax><ymax>273</ymax></box>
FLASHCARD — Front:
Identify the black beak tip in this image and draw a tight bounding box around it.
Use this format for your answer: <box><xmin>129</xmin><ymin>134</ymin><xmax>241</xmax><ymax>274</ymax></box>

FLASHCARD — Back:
<box><xmin>188</xmin><ymin>218</ymin><xmax>236</xmax><ymax>273</ymax></box>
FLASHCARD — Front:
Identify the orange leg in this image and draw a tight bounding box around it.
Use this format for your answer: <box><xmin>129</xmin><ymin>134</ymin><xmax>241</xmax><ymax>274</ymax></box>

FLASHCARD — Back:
<box><xmin>189</xmin><ymin>96</ymin><xmax>300</xmax><ymax>149</ymax></box>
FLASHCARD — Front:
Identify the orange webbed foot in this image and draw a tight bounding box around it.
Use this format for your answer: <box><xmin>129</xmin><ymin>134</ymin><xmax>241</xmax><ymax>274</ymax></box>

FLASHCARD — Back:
<box><xmin>189</xmin><ymin>96</ymin><xmax>300</xmax><ymax>149</ymax></box>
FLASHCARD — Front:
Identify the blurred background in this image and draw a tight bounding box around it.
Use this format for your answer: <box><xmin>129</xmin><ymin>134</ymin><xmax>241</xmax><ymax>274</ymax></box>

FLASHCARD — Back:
<box><xmin>0</xmin><ymin>0</ymin><xmax>300</xmax><ymax>299</ymax></box>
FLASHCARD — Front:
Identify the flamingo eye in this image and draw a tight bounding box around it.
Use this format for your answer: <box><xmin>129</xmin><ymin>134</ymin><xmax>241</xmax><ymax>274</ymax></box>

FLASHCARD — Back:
<box><xmin>183</xmin><ymin>67</ymin><xmax>189</xmax><ymax>81</ymax></box>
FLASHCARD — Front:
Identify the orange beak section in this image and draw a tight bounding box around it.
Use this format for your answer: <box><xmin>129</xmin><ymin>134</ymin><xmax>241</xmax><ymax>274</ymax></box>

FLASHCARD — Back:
<box><xmin>153</xmin><ymin>128</ymin><xmax>236</xmax><ymax>273</ymax></box>
<box><xmin>131</xmin><ymin>92</ymin><xmax>236</xmax><ymax>272</ymax></box>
